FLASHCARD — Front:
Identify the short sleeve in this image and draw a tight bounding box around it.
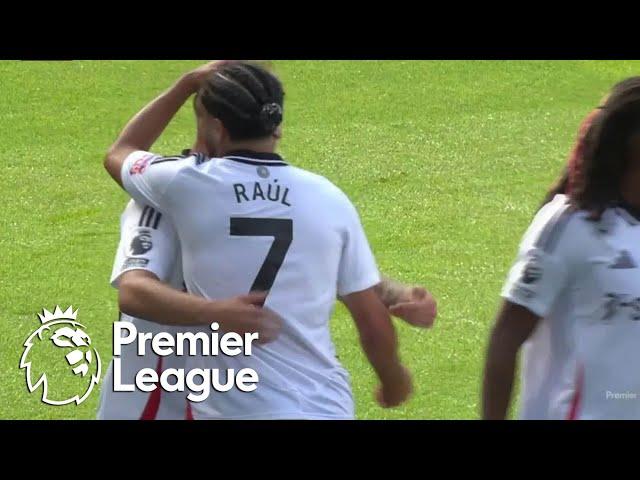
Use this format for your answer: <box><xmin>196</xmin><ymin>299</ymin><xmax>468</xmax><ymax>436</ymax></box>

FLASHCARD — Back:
<box><xmin>501</xmin><ymin>197</ymin><xmax>577</xmax><ymax>317</ymax></box>
<box><xmin>121</xmin><ymin>151</ymin><xmax>189</xmax><ymax>211</ymax></box>
<box><xmin>337</xmin><ymin>200</ymin><xmax>381</xmax><ymax>297</ymax></box>
<box><xmin>110</xmin><ymin>201</ymin><xmax>179</xmax><ymax>287</ymax></box>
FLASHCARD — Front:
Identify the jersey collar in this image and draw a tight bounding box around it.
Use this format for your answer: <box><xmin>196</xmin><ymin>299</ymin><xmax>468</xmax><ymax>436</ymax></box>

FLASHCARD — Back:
<box><xmin>180</xmin><ymin>149</ymin><xmax>208</xmax><ymax>165</ymax></box>
<box><xmin>223</xmin><ymin>150</ymin><xmax>288</xmax><ymax>167</ymax></box>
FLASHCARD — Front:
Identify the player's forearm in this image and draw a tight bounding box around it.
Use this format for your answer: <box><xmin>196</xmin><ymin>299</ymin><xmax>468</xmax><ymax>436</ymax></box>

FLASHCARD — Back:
<box><xmin>119</xmin><ymin>274</ymin><xmax>208</xmax><ymax>326</ymax></box>
<box><xmin>115</xmin><ymin>75</ymin><xmax>195</xmax><ymax>152</ymax></box>
<box><xmin>482</xmin><ymin>302</ymin><xmax>540</xmax><ymax>420</ymax></box>
<box><xmin>358</xmin><ymin>316</ymin><xmax>404</xmax><ymax>384</ymax></box>
<box><xmin>482</xmin><ymin>326</ymin><xmax>519</xmax><ymax>420</ymax></box>
<box><xmin>104</xmin><ymin>75</ymin><xmax>197</xmax><ymax>185</ymax></box>
<box><xmin>374</xmin><ymin>276</ymin><xmax>413</xmax><ymax>308</ymax></box>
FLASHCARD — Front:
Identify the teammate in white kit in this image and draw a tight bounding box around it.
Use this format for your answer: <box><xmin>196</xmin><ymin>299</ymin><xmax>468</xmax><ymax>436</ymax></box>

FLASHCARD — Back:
<box><xmin>483</xmin><ymin>77</ymin><xmax>640</xmax><ymax>420</ymax></box>
<box><xmin>97</xmin><ymin>200</ymin><xmax>189</xmax><ymax>419</ymax></box>
<box><xmin>103</xmin><ymin>61</ymin><xmax>421</xmax><ymax>419</ymax></box>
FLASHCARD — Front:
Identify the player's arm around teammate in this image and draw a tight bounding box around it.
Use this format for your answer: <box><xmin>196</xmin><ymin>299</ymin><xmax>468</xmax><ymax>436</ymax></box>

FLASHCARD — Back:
<box><xmin>118</xmin><ymin>271</ymin><xmax>280</xmax><ymax>343</ymax></box>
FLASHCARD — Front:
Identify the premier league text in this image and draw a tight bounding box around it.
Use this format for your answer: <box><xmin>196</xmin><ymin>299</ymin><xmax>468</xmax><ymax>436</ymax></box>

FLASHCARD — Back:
<box><xmin>111</xmin><ymin>322</ymin><xmax>260</xmax><ymax>402</ymax></box>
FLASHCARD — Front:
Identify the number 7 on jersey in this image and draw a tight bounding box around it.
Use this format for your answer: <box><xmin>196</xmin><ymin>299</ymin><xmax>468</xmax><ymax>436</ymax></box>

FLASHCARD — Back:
<box><xmin>230</xmin><ymin>218</ymin><xmax>293</xmax><ymax>293</ymax></box>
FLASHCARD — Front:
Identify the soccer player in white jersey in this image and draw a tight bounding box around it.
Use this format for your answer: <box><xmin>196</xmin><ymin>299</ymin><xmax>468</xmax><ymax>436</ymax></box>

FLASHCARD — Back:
<box><xmin>483</xmin><ymin>78</ymin><xmax>640</xmax><ymax>420</ymax></box>
<box><xmin>100</xmin><ymin>195</ymin><xmax>435</xmax><ymax>420</ymax></box>
<box><xmin>97</xmin><ymin>200</ymin><xmax>189</xmax><ymax>419</ymax></box>
<box><xmin>103</xmin><ymin>61</ymin><xmax>425</xmax><ymax>419</ymax></box>
<box><xmin>99</xmin><ymin>198</ymin><xmax>433</xmax><ymax>420</ymax></box>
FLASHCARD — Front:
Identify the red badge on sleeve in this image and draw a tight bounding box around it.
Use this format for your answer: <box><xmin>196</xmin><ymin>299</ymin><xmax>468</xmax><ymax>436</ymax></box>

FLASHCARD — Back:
<box><xmin>130</xmin><ymin>154</ymin><xmax>154</xmax><ymax>175</ymax></box>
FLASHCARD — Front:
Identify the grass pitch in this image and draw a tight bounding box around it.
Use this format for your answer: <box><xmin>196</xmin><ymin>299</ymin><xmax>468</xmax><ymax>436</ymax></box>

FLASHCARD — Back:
<box><xmin>2</xmin><ymin>60</ymin><xmax>639</xmax><ymax>420</ymax></box>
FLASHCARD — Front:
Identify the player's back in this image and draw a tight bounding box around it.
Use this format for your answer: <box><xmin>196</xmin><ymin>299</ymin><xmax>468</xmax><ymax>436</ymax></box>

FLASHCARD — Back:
<box><xmin>150</xmin><ymin>151</ymin><xmax>380</xmax><ymax>419</ymax></box>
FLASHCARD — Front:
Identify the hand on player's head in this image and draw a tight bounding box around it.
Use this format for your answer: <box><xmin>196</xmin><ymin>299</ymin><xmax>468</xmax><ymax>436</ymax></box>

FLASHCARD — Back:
<box><xmin>184</xmin><ymin>60</ymin><xmax>238</xmax><ymax>93</ymax></box>
<box><xmin>389</xmin><ymin>287</ymin><xmax>438</xmax><ymax>329</ymax></box>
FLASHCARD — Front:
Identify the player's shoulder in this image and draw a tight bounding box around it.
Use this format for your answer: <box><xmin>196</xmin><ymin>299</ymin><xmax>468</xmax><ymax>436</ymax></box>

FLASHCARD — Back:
<box><xmin>129</xmin><ymin>150</ymin><xmax>207</xmax><ymax>176</ymax></box>
<box><xmin>122</xmin><ymin>198</ymin><xmax>139</xmax><ymax>216</ymax></box>
<box><xmin>526</xmin><ymin>194</ymin><xmax>602</xmax><ymax>253</ymax></box>
<box><xmin>148</xmin><ymin>150</ymin><xmax>207</xmax><ymax>170</ymax></box>
<box><xmin>288</xmin><ymin>165</ymin><xmax>353</xmax><ymax>204</ymax></box>
<box><xmin>120</xmin><ymin>199</ymin><xmax>147</xmax><ymax>223</ymax></box>
<box><xmin>119</xmin><ymin>199</ymin><xmax>165</xmax><ymax>231</ymax></box>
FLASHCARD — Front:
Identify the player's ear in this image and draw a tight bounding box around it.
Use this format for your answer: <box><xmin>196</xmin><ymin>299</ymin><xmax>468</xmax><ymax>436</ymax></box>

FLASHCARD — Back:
<box><xmin>209</xmin><ymin>117</ymin><xmax>224</xmax><ymax>140</ymax></box>
<box><xmin>273</xmin><ymin>125</ymin><xmax>283</xmax><ymax>140</ymax></box>
<box><xmin>203</xmin><ymin>117</ymin><xmax>225</xmax><ymax>156</ymax></box>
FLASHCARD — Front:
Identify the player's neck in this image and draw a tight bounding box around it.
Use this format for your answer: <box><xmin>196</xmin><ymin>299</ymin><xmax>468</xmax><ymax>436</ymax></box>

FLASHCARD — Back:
<box><xmin>189</xmin><ymin>137</ymin><xmax>280</xmax><ymax>158</ymax></box>
<box><xmin>223</xmin><ymin>137</ymin><xmax>278</xmax><ymax>156</ymax></box>
<box><xmin>191</xmin><ymin>140</ymin><xmax>208</xmax><ymax>156</ymax></box>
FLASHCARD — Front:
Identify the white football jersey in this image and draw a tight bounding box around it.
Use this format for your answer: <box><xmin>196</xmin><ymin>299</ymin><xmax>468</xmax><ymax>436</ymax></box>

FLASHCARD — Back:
<box><xmin>121</xmin><ymin>150</ymin><xmax>380</xmax><ymax>419</ymax></box>
<box><xmin>97</xmin><ymin>199</ymin><xmax>189</xmax><ymax>420</ymax></box>
<box><xmin>503</xmin><ymin>194</ymin><xmax>640</xmax><ymax>420</ymax></box>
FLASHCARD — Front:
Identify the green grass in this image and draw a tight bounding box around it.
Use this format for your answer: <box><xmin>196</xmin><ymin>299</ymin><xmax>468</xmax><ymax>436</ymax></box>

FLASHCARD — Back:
<box><xmin>2</xmin><ymin>60</ymin><xmax>639</xmax><ymax>420</ymax></box>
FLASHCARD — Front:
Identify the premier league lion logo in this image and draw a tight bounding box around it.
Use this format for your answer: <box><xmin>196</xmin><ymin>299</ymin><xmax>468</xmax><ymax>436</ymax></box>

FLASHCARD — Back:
<box><xmin>129</xmin><ymin>230</ymin><xmax>153</xmax><ymax>256</ymax></box>
<box><xmin>19</xmin><ymin>306</ymin><xmax>101</xmax><ymax>406</ymax></box>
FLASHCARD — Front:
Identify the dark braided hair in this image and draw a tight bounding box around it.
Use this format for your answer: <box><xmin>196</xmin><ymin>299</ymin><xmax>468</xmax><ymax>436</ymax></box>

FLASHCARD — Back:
<box><xmin>197</xmin><ymin>61</ymin><xmax>284</xmax><ymax>141</ymax></box>
<box><xmin>572</xmin><ymin>76</ymin><xmax>640</xmax><ymax>219</ymax></box>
